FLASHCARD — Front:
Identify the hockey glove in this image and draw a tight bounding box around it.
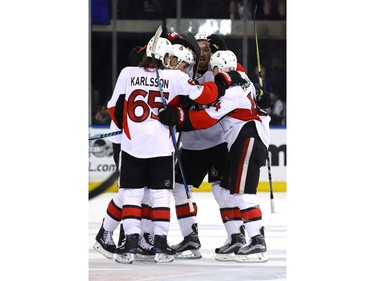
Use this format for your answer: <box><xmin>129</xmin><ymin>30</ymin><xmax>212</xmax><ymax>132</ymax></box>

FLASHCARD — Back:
<box><xmin>158</xmin><ymin>107</ymin><xmax>186</xmax><ymax>126</ymax></box>
<box><xmin>215</xmin><ymin>71</ymin><xmax>248</xmax><ymax>98</ymax></box>
<box><xmin>207</xmin><ymin>34</ymin><xmax>227</xmax><ymax>53</ymax></box>
<box><xmin>255</xmin><ymin>83</ymin><xmax>271</xmax><ymax>109</ymax></box>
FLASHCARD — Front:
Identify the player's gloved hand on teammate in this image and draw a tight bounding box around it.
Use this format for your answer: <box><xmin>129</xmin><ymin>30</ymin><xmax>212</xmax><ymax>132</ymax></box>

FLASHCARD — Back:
<box><xmin>214</xmin><ymin>71</ymin><xmax>248</xmax><ymax>98</ymax></box>
<box><xmin>215</xmin><ymin>71</ymin><xmax>247</xmax><ymax>89</ymax></box>
<box><xmin>207</xmin><ymin>34</ymin><xmax>227</xmax><ymax>53</ymax></box>
<box><xmin>158</xmin><ymin>107</ymin><xmax>185</xmax><ymax>126</ymax></box>
<box><xmin>215</xmin><ymin>71</ymin><xmax>247</xmax><ymax>99</ymax></box>
<box><xmin>255</xmin><ymin>83</ymin><xmax>271</xmax><ymax>109</ymax></box>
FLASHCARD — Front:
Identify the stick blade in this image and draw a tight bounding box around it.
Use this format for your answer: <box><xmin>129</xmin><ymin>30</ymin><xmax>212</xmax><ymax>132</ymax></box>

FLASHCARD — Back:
<box><xmin>182</xmin><ymin>31</ymin><xmax>201</xmax><ymax>80</ymax></box>
<box><xmin>151</xmin><ymin>25</ymin><xmax>163</xmax><ymax>54</ymax></box>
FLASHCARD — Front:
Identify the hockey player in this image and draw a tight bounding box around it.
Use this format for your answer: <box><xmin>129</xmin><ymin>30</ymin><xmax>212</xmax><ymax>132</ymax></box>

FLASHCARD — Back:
<box><xmin>170</xmin><ymin>32</ymin><xmax>247</xmax><ymax>260</ymax></box>
<box><xmin>93</xmin><ymin>45</ymin><xmax>155</xmax><ymax>261</ymax></box>
<box><xmin>106</xmin><ymin>35</ymin><xmax>243</xmax><ymax>264</ymax></box>
<box><xmin>159</xmin><ymin>50</ymin><xmax>271</xmax><ymax>263</ymax></box>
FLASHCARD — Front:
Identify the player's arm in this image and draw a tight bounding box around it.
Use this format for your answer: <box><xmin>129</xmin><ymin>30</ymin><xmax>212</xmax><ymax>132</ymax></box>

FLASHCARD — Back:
<box><xmin>107</xmin><ymin>69</ymin><xmax>128</xmax><ymax>128</ymax></box>
<box><xmin>159</xmin><ymin>95</ymin><xmax>236</xmax><ymax>131</ymax></box>
<box><xmin>158</xmin><ymin>106</ymin><xmax>216</xmax><ymax>131</ymax></box>
<box><xmin>185</xmin><ymin>71</ymin><xmax>246</xmax><ymax>104</ymax></box>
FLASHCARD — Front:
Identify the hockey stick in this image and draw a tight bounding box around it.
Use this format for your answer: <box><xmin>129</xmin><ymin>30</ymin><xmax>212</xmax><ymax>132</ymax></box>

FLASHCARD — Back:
<box><xmin>151</xmin><ymin>25</ymin><xmax>194</xmax><ymax>212</ymax></box>
<box><xmin>174</xmin><ymin>31</ymin><xmax>202</xmax><ymax>157</ymax></box>
<box><xmin>89</xmin><ymin>130</ymin><xmax>121</xmax><ymax>141</ymax></box>
<box><xmin>182</xmin><ymin>31</ymin><xmax>201</xmax><ymax>81</ymax></box>
<box><xmin>89</xmin><ymin>170</ymin><xmax>119</xmax><ymax>199</ymax></box>
<box><xmin>254</xmin><ymin>5</ymin><xmax>275</xmax><ymax>213</ymax></box>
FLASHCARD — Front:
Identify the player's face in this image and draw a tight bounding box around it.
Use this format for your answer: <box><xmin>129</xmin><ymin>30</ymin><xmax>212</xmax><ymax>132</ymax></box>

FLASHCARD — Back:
<box><xmin>177</xmin><ymin>61</ymin><xmax>190</xmax><ymax>74</ymax></box>
<box><xmin>198</xmin><ymin>40</ymin><xmax>212</xmax><ymax>71</ymax></box>
<box><xmin>169</xmin><ymin>57</ymin><xmax>190</xmax><ymax>74</ymax></box>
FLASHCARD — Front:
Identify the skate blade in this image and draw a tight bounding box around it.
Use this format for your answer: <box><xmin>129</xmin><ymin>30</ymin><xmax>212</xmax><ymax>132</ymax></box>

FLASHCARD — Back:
<box><xmin>154</xmin><ymin>253</ymin><xmax>174</xmax><ymax>263</ymax></box>
<box><xmin>175</xmin><ymin>250</ymin><xmax>202</xmax><ymax>259</ymax></box>
<box><xmin>215</xmin><ymin>253</ymin><xmax>237</xmax><ymax>261</ymax></box>
<box><xmin>115</xmin><ymin>253</ymin><xmax>135</xmax><ymax>264</ymax></box>
<box><xmin>135</xmin><ymin>253</ymin><xmax>155</xmax><ymax>262</ymax></box>
<box><xmin>93</xmin><ymin>242</ymin><xmax>114</xmax><ymax>259</ymax></box>
<box><xmin>235</xmin><ymin>252</ymin><xmax>268</xmax><ymax>263</ymax></box>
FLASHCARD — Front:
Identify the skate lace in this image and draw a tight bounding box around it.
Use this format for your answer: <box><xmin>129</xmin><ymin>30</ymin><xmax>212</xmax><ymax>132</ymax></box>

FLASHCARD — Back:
<box><xmin>144</xmin><ymin>233</ymin><xmax>154</xmax><ymax>246</ymax></box>
<box><xmin>140</xmin><ymin>234</ymin><xmax>154</xmax><ymax>250</ymax></box>
<box><xmin>103</xmin><ymin>230</ymin><xmax>115</xmax><ymax>245</ymax></box>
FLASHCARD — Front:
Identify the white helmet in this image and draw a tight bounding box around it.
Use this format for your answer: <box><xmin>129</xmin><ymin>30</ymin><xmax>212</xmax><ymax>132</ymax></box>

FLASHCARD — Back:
<box><xmin>146</xmin><ymin>36</ymin><xmax>173</xmax><ymax>68</ymax></box>
<box><xmin>170</xmin><ymin>44</ymin><xmax>195</xmax><ymax>69</ymax></box>
<box><xmin>194</xmin><ymin>32</ymin><xmax>209</xmax><ymax>41</ymax></box>
<box><xmin>209</xmin><ymin>50</ymin><xmax>237</xmax><ymax>72</ymax></box>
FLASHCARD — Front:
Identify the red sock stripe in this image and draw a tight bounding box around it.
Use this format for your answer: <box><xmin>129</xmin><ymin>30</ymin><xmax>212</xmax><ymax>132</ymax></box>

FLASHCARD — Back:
<box><xmin>141</xmin><ymin>204</ymin><xmax>152</xmax><ymax>220</ymax></box>
<box><xmin>175</xmin><ymin>203</ymin><xmax>198</xmax><ymax>219</ymax></box>
<box><xmin>122</xmin><ymin>204</ymin><xmax>142</xmax><ymax>220</ymax></box>
<box><xmin>241</xmin><ymin>206</ymin><xmax>262</xmax><ymax>223</ymax></box>
<box><xmin>106</xmin><ymin>199</ymin><xmax>122</xmax><ymax>221</ymax></box>
<box><xmin>151</xmin><ymin>207</ymin><xmax>170</xmax><ymax>222</ymax></box>
<box><xmin>220</xmin><ymin>207</ymin><xmax>243</xmax><ymax>222</ymax></box>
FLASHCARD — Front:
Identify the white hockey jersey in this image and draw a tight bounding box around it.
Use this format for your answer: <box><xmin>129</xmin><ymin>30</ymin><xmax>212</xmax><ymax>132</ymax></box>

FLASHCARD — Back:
<box><xmin>181</xmin><ymin>70</ymin><xmax>226</xmax><ymax>150</ymax></box>
<box><xmin>107</xmin><ymin>66</ymin><xmax>221</xmax><ymax>158</ymax></box>
<box><xmin>186</xmin><ymin>72</ymin><xmax>271</xmax><ymax>150</ymax></box>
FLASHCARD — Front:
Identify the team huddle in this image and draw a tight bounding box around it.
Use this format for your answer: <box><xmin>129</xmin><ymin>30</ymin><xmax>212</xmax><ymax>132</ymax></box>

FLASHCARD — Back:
<box><xmin>93</xmin><ymin>27</ymin><xmax>272</xmax><ymax>264</ymax></box>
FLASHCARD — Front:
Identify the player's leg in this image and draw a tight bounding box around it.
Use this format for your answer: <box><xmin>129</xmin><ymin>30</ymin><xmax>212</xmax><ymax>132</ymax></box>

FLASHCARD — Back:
<box><xmin>206</xmin><ymin>143</ymin><xmax>246</xmax><ymax>260</ymax></box>
<box><xmin>136</xmin><ymin>187</ymin><xmax>155</xmax><ymax>260</ymax></box>
<box><xmin>114</xmin><ymin>151</ymin><xmax>146</xmax><ymax>264</ymax></box>
<box><xmin>93</xmin><ymin>189</ymin><xmax>124</xmax><ymax>258</ymax></box>
<box><xmin>93</xmin><ymin>143</ymin><xmax>122</xmax><ymax>259</ymax></box>
<box><xmin>228</xmin><ymin>136</ymin><xmax>269</xmax><ymax>262</ymax></box>
<box><xmin>172</xmin><ymin>148</ymin><xmax>206</xmax><ymax>259</ymax></box>
<box><xmin>149</xmin><ymin>154</ymin><xmax>176</xmax><ymax>263</ymax></box>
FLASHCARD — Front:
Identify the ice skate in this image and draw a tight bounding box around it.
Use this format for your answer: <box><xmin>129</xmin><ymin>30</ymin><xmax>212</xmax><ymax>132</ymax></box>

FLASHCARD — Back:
<box><xmin>135</xmin><ymin>232</ymin><xmax>155</xmax><ymax>261</ymax></box>
<box><xmin>172</xmin><ymin>223</ymin><xmax>202</xmax><ymax>259</ymax></box>
<box><xmin>235</xmin><ymin>230</ymin><xmax>268</xmax><ymax>263</ymax></box>
<box><xmin>93</xmin><ymin>223</ymin><xmax>116</xmax><ymax>259</ymax></box>
<box><xmin>215</xmin><ymin>233</ymin><xmax>246</xmax><ymax>261</ymax></box>
<box><xmin>115</xmin><ymin>233</ymin><xmax>139</xmax><ymax>264</ymax></box>
<box><xmin>153</xmin><ymin>235</ymin><xmax>176</xmax><ymax>263</ymax></box>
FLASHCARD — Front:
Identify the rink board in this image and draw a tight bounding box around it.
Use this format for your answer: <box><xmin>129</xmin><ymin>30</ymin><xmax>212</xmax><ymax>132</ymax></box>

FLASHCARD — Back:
<box><xmin>89</xmin><ymin>126</ymin><xmax>286</xmax><ymax>193</ymax></box>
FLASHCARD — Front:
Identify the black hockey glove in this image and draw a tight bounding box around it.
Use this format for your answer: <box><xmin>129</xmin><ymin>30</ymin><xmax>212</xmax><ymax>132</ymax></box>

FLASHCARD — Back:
<box><xmin>207</xmin><ymin>34</ymin><xmax>227</xmax><ymax>53</ymax></box>
<box><xmin>214</xmin><ymin>71</ymin><xmax>248</xmax><ymax>98</ymax></box>
<box><xmin>158</xmin><ymin>107</ymin><xmax>186</xmax><ymax>126</ymax></box>
<box><xmin>255</xmin><ymin>83</ymin><xmax>271</xmax><ymax>109</ymax></box>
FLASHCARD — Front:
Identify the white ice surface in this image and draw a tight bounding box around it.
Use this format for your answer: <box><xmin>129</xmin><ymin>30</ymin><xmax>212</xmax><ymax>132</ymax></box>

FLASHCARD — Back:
<box><xmin>89</xmin><ymin>191</ymin><xmax>287</xmax><ymax>281</ymax></box>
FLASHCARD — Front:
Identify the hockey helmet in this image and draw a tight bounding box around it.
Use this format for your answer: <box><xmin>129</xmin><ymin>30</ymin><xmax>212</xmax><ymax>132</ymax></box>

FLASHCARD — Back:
<box><xmin>170</xmin><ymin>44</ymin><xmax>195</xmax><ymax>69</ymax></box>
<box><xmin>209</xmin><ymin>50</ymin><xmax>237</xmax><ymax>72</ymax></box>
<box><xmin>146</xmin><ymin>36</ymin><xmax>173</xmax><ymax>68</ymax></box>
<box><xmin>194</xmin><ymin>32</ymin><xmax>210</xmax><ymax>41</ymax></box>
